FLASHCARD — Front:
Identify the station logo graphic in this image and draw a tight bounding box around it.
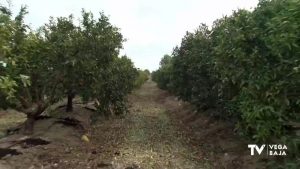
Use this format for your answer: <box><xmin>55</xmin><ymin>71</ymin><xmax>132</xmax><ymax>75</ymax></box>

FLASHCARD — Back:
<box><xmin>248</xmin><ymin>144</ymin><xmax>287</xmax><ymax>156</ymax></box>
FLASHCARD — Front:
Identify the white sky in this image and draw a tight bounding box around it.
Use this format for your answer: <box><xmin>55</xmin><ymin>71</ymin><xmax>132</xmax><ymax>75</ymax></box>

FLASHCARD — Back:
<box><xmin>2</xmin><ymin>0</ymin><xmax>258</xmax><ymax>71</ymax></box>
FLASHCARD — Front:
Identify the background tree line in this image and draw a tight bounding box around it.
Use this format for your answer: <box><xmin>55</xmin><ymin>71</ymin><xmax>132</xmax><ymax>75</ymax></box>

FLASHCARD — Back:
<box><xmin>0</xmin><ymin>5</ymin><xmax>148</xmax><ymax>134</ymax></box>
<box><xmin>152</xmin><ymin>0</ymin><xmax>299</xmax><ymax>167</ymax></box>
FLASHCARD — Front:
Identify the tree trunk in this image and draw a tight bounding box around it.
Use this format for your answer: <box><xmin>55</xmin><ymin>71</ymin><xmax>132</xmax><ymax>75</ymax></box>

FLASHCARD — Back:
<box><xmin>22</xmin><ymin>101</ymin><xmax>47</xmax><ymax>135</ymax></box>
<box><xmin>23</xmin><ymin>114</ymin><xmax>35</xmax><ymax>135</ymax></box>
<box><xmin>66</xmin><ymin>90</ymin><xmax>74</xmax><ymax>112</ymax></box>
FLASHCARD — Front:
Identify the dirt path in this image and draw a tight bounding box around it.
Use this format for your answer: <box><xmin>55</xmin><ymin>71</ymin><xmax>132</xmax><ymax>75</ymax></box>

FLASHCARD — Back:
<box><xmin>103</xmin><ymin>80</ymin><xmax>211</xmax><ymax>169</ymax></box>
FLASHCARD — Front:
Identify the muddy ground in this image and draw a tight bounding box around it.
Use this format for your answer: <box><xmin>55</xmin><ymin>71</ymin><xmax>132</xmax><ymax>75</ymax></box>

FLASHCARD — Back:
<box><xmin>0</xmin><ymin>81</ymin><xmax>264</xmax><ymax>169</ymax></box>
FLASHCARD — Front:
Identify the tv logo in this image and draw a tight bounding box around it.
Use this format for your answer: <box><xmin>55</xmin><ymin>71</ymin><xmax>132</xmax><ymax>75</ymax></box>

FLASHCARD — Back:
<box><xmin>248</xmin><ymin>144</ymin><xmax>265</xmax><ymax>155</ymax></box>
<box><xmin>248</xmin><ymin>144</ymin><xmax>287</xmax><ymax>156</ymax></box>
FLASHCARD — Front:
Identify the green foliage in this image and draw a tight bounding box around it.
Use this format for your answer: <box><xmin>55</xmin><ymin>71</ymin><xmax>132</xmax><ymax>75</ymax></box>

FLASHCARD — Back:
<box><xmin>0</xmin><ymin>76</ymin><xmax>17</xmax><ymax>101</ymax></box>
<box><xmin>0</xmin><ymin>4</ymin><xmax>140</xmax><ymax>132</ymax></box>
<box><xmin>134</xmin><ymin>69</ymin><xmax>149</xmax><ymax>88</ymax></box>
<box><xmin>93</xmin><ymin>56</ymin><xmax>138</xmax><ymax>117</ymax></box>
<box><xmin>212</xmin><ymin>0</ymin><xmax>300</xmax><ymax>142</ymax></box>
<box><xmin>153</xmin><ymin>0</ymin><xmax>300</xmax><ymax>166</ymax></box>
<box><xmin>0</xmin><ymin>5</ymin><xmax>15</xmax><ymax>107</ymax></box>
<box><xmin>152</xmin><ymin>54</ymin><xmax>173</xmax><ymax>90</ymax></box>
<box><xmin>143</xmin><ymin>69</ymin><xmax>150</xmax><ymax>75</ymax></box>
<box><xmin>43</xmin><ymin>10</ymin><xmax>124</xmax><ymax>112</ymax></box>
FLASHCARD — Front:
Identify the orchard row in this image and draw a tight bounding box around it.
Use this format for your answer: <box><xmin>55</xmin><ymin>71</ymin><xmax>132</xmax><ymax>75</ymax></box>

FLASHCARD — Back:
<box><xmin>152</xmin><ymin>0</ymin><xmax>299</xmax><ymax>167</ymax></box>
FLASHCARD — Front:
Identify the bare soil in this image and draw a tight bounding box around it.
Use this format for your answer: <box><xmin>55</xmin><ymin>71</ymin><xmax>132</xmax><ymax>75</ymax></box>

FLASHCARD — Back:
<box><xmin>0</xmin><ymin>81</ymin><xmax>263</xmax><ymax>169</ymax></box>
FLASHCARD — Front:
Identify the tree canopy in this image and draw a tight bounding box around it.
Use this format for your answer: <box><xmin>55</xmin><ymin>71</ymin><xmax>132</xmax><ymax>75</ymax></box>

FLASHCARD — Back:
<box><xmin>0</xmin><ymin>5</ymin><xmax>147</xmax><ymax>134</ymax></box>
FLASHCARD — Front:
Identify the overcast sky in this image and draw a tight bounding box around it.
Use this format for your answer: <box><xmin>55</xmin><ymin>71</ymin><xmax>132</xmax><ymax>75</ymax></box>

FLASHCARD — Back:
<box><xmin>2</xmin><ymin>0</ymin><xmax>258</xmax><ymax>71</ymax></box>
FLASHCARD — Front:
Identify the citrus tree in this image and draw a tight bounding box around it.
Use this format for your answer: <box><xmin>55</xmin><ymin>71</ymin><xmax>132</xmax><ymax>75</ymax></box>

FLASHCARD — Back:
<box><xmin>92</xmin><ymin>56</ymin><xmax>138</xmax><ymax>118</ymax></box>
<box><xmin>0</xmin><ymin>6</ymin><xmax>64</xmax><ymax>134</ymax></box>
<box><xmin>0</xmin><ymin>5</ymin><xmax>140</xmax><ymax>134</ymax></box>
<box><xmin>42</xmin><ymin>10</ymin><xmax>124</xmax><ymax>112</ymax></box>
